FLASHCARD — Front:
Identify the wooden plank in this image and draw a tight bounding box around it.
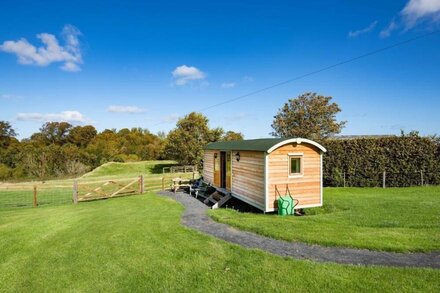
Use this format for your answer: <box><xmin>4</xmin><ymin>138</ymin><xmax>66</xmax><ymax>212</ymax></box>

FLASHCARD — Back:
<box><xmin>109</xmin><ymin>178</ymin><xmax>139</xmax><ymax>197</ymax></box>
<box><xmin>73</xmin><ymin>180</ymin><xmax>78</xmax><ymax>204</ymax></box>
<box><xmin>79</xmin><ymin>184</ymin><xmax>109</xmax><ymax>197</ymax></box>
<box><xmin>33</xmin><ymin>185</ymin><xmax>38</xmax><ymax>207</ymax></box>
<box><xmin>212</xmin><ymin>194</ymin><xmax>232</xmax><ymax>209</ymax></box>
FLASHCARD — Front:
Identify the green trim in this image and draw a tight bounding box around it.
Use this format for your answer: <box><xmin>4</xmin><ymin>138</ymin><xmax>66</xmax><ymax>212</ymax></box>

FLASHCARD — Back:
<box><xmin>205</xmin><ymin>138</ymin><xmax>287</xmax><ymax>152</ymax></box>
<box><xmin>205</xmin><ymin>138</ymin><xmax>326</xmax><ymax>153</ymax></box>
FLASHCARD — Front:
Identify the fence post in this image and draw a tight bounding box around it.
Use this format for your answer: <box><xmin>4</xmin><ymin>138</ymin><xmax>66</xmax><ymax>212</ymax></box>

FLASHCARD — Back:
<box><xmin>162</xmin><ymin>177</ymin><xmax>165</xmax><ymax>191</ymax></box>
<box><xmin>343</xmin><ymin>172</ymin><xmax>346</xmax><ymax>188</ymax></box>
<box><xmin>73</xmin><ymin>180</ymin><xmax>78</xmax><ymax>204</ymax></box>
<box><xmin>382</xmin><ymin>171</ymin><xmax>386</xmax><ymax>188</ymax></box>
<box><xmin>139</xmin><ymin>175</ymin><xmax>144</xmax><ymax>194</ymax></box>
<box><xmin>33</xmin><ymin>185</ymin><xmax>38</xmax><ymax>207</ymax></box>
<box><xmin>420</xmin><ymin>170</ymin><xmax>424</xmax><ymax>186</ymax></box>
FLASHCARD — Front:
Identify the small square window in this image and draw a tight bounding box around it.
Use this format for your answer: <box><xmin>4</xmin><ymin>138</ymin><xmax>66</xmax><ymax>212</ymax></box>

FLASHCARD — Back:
<box><xmin>289</xmin><ymin>156</ymin><xmax>302</xmax><ymax>175</ymax></box>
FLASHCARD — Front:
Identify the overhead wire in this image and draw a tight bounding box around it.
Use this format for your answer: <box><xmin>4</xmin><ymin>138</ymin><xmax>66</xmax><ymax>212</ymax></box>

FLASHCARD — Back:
<box><xmin>153</xmin><ymin>29</ymin><xmax>440</xmax><ymax>126</ymax></box>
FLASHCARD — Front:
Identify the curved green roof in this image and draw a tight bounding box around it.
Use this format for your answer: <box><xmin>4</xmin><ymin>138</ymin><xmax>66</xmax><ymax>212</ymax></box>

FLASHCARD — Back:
<box><xmin>205</xmin><ymin>138</ymin><xmax>326</xmax><ymax>153</ymax></box>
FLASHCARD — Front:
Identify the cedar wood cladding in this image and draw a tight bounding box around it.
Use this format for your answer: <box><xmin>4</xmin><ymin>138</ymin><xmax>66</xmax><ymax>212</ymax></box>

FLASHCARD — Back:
<box><xmin>231</xmin><ymin>151</ymin><xmax>265</xmax><ymax>209</ymax></box>
<box><xmin>203</xmin><ymin>150</ymin><xmax>215</xmax><ymax>183</ymax></box>
<box><xmin>267</xmin><ymin>144</ymin><xmax>321</xmax><ymax>210</ymax></box>
<box><xmin>203</xmin><ymin>138</ymin><xmax>325</xmax><ymax>212</ymax></box>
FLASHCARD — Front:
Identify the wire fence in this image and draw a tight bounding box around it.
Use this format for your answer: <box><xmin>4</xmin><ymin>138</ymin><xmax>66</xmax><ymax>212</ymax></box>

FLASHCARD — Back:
<box><xmin>0</xmin><ymin>185</ymin><xmax>72</xmax><ymax>209</ymax></box>
<box><xmin>2</xmin><ymin>169</ymin><xmax>436</xmax><ymax>209</ymax></box>
<box><xmin>0</xmin><ymin>172</ymin><xmax>199</xmax><ymax>210</ymax></box>
<box><xmin>324</xmin><ymin>171</ymin><xmax>440</xmax><ymax>188</ymax></box>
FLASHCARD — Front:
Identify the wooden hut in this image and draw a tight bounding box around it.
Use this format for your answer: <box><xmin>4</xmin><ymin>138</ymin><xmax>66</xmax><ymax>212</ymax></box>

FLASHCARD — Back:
<box><xmin>203</xmin><ymin>138</ymin><xmax>326</xmax><ymax>212</ymax></box>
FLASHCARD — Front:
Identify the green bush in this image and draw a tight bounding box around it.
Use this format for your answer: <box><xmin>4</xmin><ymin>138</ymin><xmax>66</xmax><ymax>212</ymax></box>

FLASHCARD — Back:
<box><xmin>322</xmin><ymin>136</ymin><xmax>440</xmax><ymax>187</ymax></box>
<box><xmin>0</xmin><ymin>163</ymin><xmax>12</xmax><ymax>180</ymax></box>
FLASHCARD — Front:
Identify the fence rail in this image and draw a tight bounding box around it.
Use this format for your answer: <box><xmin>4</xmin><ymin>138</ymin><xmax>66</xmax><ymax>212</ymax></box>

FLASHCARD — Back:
<box><xmin>162</xmin><ymin>165</ymin><xmax>197</xmax><ymax>174</ymax></box>
<box><xmin>324</xmin><ymin>170</ymin><xmax>440</xmax><ymax>188</ymax></box>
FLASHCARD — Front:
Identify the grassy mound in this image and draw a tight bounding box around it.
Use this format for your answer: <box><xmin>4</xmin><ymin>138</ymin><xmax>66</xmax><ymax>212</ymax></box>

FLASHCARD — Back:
<box><xmin>210</xmin><ymin>187</ymin><xmax>440</xmax><ymax>252</ymax></box>
<box><xmin>82</xmin><ymin>160</ymin><xmax>178</xmax><ymax>178</ymax></box>
<box><xmin>0</xmin><ymin>193</ymin><xmax>438</xmax><ymax>292</ymax></box>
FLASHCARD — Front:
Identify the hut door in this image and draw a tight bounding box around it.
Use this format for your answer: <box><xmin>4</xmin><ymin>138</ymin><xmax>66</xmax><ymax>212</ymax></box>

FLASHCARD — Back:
<box><xmin>226</xmin><ymin>152</ymin><xmax>231</xmax><ymax>191</ymax></box>
<box><xmin>214</xmin><ymin>153</ymin><xmax>220</xmax><ymax>186</ymax></box>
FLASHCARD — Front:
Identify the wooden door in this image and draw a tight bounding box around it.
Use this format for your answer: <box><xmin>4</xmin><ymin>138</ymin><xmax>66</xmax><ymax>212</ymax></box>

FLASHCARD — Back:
<box><xmin>226</xmin><ymin>152</ymin><xmax>231</xmax><ymax>190</ymax></box>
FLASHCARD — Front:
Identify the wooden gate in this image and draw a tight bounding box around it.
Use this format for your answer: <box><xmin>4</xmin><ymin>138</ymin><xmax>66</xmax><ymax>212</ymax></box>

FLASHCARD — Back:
<box><xmin>73</xmin><ymin>176</ymin><xmax>144</xmax><ymax>203</ymax></box>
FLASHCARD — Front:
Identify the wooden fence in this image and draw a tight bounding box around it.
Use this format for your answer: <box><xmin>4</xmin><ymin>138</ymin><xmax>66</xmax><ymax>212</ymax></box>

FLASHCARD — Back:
<box><xmin>73</xmin><ymin>172</ymin><xmax>199</xmax><ymax>203</ymax></box>
<box><xmin>0</xmin><ymin>172</ymin><xmax>200</xmax><ymax>208</ymax></box>
<box><xmin>162</xmin><ymin>165</ymin><xmax>197</xmax><ymax>174</ymax></box>
<box><xmin>74</xmin><ymin>176</ymin><xmax>144</xmax><ymax>203</ymax></box>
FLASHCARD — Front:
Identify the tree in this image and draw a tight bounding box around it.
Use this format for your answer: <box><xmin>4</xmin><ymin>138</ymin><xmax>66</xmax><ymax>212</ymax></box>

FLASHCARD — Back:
<box><xmin>0</xmin><ymin>121</ymin><xmax>17</xmax><ymax>148</ymax></box>
<box><xmin>221</xmin><ymin>131</ymin><xmax>244</xmax><ymax>141</ymax></box>
<box><xmin>68</xmin><ymin>125</ymin><xmax>97</xmax><ymax>147</ymax></box>
<box><xmin>271</xmin><ymin>92</ymin><xmax>346</xmax><ymax>140</ymax></box>
<box><xmin>0</xmin><ymin>163</ymin><xmax>12</xmax><ymax>180</ymax></box>
<box><xmin>36</xmin><ymin>122</ymin><xmax>73</xmax><ymax>145</ymax></box>
<box><xmin>165</xmin><ymin>112</ymin><xmax>220</xmax><ymax>166</ymax></box>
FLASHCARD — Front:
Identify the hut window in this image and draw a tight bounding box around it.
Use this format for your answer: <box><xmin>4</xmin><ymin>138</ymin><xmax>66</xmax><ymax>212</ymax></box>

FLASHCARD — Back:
<box><xmin>289</xmin><ymin>156</ymin><xmax>303</xmax><ymax>176</ymax></box>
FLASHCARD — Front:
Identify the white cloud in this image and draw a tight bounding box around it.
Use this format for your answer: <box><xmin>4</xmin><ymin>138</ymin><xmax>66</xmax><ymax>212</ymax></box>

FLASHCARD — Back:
<box><xmin>402</xmin><ymin>0</ymin><xmax>440</xmax><ymax>28</ymax></box>
<box><xmin>107</xmin><ymin>105</ymin><xmax>146</xmax><ymax>113</ymax></box>
<box><xmin>0</xmin><ymin>24</ymin><xmax>83</xmax><ymax>72</ymax></box>
<box><xmin>172</xmin><ymin>65</ymin><xmax>205</xmax><ymax>85</ymax></box>
<box><xmin>348</xmin><ymin>21</ymin><xmax>378</xmax><ymax>38</ymax></box>
<box><xmin>380</xmin><ymin>0</ymin><xmax>440</xmax><ymax>37</ymax></box>
<box><xmin>1</xmin><ymin>94</ymin><xmax>22</xmax><ymax>100</ymax></box>
<box><xmin>61</xmin><ymin>61</ymin><xmax>81</xmax><ymax>72</ymax></box>
<box><xmin>221</xmin><ymin>82</ymin><xmax>236</xmax><ymax>89</ymax></box>
<box><xmin>16</xmin><ymin>110</ymin><xmax>86</xmax><ymax>123</ymax></box>
<box><xmin>380</xmin><ymin>20</ymin><xmax>399</xmax><ymax>38</ymax></box>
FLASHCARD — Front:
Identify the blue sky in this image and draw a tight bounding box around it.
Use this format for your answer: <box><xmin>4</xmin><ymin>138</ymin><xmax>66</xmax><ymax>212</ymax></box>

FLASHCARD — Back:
<box><xmin>1</xmin><ymin>0</ymin><xmax>440</xmax><ymax>139</ymax></box>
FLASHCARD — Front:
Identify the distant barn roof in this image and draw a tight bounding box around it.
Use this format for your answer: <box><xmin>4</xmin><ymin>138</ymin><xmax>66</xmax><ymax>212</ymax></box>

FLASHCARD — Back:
<box><xmin>205</xmin><ymin>138</ymin><xmax>326</xmax><ymax>153</ymax></box>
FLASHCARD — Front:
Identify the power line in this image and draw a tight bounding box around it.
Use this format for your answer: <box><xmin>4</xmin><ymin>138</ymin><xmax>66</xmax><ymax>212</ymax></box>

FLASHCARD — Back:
<box><xmin>154</xmin><ymin>29</ymin><xmax>440</xmax><ymax>126</ymax></box>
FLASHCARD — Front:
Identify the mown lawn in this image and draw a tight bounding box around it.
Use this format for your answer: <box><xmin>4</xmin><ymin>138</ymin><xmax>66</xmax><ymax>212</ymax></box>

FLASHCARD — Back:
<box><xmin>210</xmin><ymin>187</ymin><xmax>440</xmax><ymax>252</ymax></box>
<box><xmin>0</xmin><ymin>193</ymin><xmax>439</xmax><ymax>292</ymax></box>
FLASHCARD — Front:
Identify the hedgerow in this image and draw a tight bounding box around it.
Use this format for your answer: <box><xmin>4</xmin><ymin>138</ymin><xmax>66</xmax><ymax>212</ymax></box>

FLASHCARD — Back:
<box><xmin>322</xmin><ymin>136</ymin><xmax>440</xmax><ymax>187</ymax></box>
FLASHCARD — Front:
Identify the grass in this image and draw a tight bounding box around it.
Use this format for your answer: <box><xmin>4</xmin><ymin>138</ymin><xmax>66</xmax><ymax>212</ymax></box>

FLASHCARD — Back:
<box><xmin>210</xmin><ymin>187</ymin><xmax>440</xmax><ymax>252</ymax></box>
<box><xmin>0</xmin><ymin>193</ymin><xmax>439</xmax><ymax>292</ymax></box>
<box><xmin>82</xmin><ymin>160</ymin><xmax>178</xmax><ymax>178</ymax></box>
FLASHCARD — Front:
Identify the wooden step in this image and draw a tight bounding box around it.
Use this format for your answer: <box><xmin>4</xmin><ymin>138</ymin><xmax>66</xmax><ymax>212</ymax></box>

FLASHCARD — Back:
<box><xmin>208</xmin><ymin>197</ymin><xmax>218</xmax><ymax>204</ymax></box>
<box><xmin>204</xmin><ymin>191</ymin><xmax>221</xmax><ymax>204</ymax></box>
<box><xmin>212</xmin><ymin>194</ymin><xmax>232</xmax><ymax>209</ymax></box>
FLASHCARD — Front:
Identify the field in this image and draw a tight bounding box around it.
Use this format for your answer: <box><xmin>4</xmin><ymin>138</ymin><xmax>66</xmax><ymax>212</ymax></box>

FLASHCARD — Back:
<box><xmin>0</xmin><ymin>161</ymin><xmax>197</xmax><ymax>209</ymax></box>
<box><xmin>1</xmin><ymin>193</ymin><xmax>440</xmax><ymax>292</ymax></box>
<box><xmin>0</xmin><ymin>162</ymin><xmax>439</xmax><ymax>291</ymax></box>
<box><xmin>210</xmin><ymin>187</ymin><xmax>440</xmax><ymax>252</ymax></box>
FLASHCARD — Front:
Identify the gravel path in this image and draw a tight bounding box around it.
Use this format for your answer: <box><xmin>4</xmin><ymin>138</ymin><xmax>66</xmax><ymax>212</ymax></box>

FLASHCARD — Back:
<box><xmin>158</xmin><ymin>191</ymin><xmax>440</xmax><ymax>269</ymax></box>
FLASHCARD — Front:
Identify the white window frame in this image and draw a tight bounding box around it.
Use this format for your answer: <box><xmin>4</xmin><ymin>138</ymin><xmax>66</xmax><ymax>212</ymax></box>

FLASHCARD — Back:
<box><xmin>288</xmin><ymin>153</ymin><xmax>304</xmax><ymax>178</ymax></box>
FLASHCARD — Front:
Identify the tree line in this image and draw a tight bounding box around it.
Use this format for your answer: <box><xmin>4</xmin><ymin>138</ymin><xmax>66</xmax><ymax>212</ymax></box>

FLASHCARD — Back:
<box><xmin>0</xmin><ymin>114</ymin><xmax>243</xmax><ymax>181</ymax></box>
<box><xmin>2</xmin><ymin>92</ymin><xmax>438</xmax><ymax>185</ymax></box>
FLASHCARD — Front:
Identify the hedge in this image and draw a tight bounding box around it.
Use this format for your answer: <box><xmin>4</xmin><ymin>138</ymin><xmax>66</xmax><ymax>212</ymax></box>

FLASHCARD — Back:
<box><xmin>322</xmin><ymin>136</ymin><xmax>440</xmax><ymax>187</ymax></box>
